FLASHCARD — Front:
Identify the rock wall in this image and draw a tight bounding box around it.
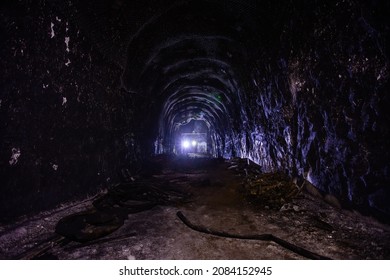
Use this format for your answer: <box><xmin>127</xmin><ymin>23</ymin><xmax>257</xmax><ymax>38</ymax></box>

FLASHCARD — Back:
<box><xmin>240</xmin><ymin>0</ymin><xmax>389</xmax><ymax>217</ymax></box>
<box><xmin>0</xmin><ymin>1</ymin><xmax>136</xmax><ymax>222</ymax></box>
<box><xmin>119</xmin><ymin>0</ymin><xmax>390</xmax><ymax>219</ymax></box>
<box><xmin>1</xmin><ymin>0</ymin><xmax>389</xmax><ymax>222</ymax></box>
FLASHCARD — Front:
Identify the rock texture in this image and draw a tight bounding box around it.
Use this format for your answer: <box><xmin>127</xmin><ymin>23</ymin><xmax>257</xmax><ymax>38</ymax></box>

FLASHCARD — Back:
<box><xmin>0</xmin><ymin>1</ymin><xmax>134</xmax><ymax>221</ymax></box>
<box><xmin>1</xmin><ymin>157</ymin><xmax>389</xmax><ymax>260</ymax></box>
<box><xmin>1</xmin><ymin>0</ymin><xmax>389</xmax><ymax>222</ymax></box>
<box><xmin>121</xmin><ymin>0</ymin><xmax>390</xmax><ymax>219</ymax></box>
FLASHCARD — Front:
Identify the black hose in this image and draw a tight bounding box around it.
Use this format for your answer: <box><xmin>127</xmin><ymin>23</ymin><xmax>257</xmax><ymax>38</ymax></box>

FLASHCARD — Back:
<box><xmin>176</xmin><ymin>211</ymin><xmax>331</xmax><ymax>260</ymax></box>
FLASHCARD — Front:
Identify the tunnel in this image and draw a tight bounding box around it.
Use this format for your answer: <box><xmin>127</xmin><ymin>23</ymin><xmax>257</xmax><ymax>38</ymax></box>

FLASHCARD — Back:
<box><xmin>0</xmin><ymin>0</ymin><xmax>389</xmax><ymax>259</ymax></box>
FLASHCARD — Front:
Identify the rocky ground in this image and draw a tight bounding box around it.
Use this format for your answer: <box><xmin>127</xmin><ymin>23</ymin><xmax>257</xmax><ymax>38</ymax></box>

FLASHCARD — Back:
<box><xmin>1</xmin><ymin>156</ymin><xmax>389</xmax><ymax>260</ymax></box>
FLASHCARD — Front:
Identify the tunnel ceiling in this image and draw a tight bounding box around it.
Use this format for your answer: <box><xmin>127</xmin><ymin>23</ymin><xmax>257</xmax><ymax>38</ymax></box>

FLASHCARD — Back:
<box><xmin>2</xmin><ymin>0</ymin><xmax>389</xmax><ymax>221</ymax></box>
<box><xmin>57</xmin><ymin>0</ymin><xmax>288</xmax><ymax>154</ymax></box>
<box><xmin>117</xmin><ymin>0</ymin><xmax>272</xmax><ymax>153</ymax></box>
<box><xmin>81</xmin><ymin>0</ymin><xmax>389</xmax><ymax>217</ymax></box>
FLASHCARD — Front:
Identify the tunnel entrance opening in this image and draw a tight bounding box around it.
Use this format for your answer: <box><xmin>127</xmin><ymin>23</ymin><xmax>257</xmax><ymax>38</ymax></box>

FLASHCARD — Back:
<box><xmin>173</xmin><ymin>119</ymin><xmax>211</xmax><ymax>157</ymax></box>
<box><xmin>179</xmin><ymin>132</ymin><xmax>208</xmax><ymax>155</ymax></box>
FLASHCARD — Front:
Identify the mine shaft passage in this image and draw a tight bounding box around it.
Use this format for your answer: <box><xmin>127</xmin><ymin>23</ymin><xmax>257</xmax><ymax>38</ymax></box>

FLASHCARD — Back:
<box><xmin>1</xmin><ymin>0</ymin><xmax>389</xmax><ymax>260</ymax></box>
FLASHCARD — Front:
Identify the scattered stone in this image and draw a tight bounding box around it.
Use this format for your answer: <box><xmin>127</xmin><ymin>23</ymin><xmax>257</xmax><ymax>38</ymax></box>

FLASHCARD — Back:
<box><xmin>243</xmin><ymin>172</ymin><xmax>298</xmax><ymax>209</ymax></box>
<box><xmin>280</xmin><ymin>203</ymin><xmax>300</xmax><ymax>212</ymax></box>
<box><xmin>280</xmin><ymin>203</ymin><xmax>292</xmax><ymax>211</ymax></box>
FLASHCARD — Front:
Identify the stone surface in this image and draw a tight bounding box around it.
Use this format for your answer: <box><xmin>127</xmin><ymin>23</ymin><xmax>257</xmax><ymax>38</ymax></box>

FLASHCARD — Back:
<box><xmin>0</xmin><ymin>1</ymin><xmax>136</xmax><ymax>221</ymax></box>
<box><xmin>1</xmin><ymin>0</ymin><xmax>389</xmax><ymax>223</ymax></box>
<box><xmin>0</xmin><ymin>158</ymin><xmax>389</xmax><ymax>260</ymax></box>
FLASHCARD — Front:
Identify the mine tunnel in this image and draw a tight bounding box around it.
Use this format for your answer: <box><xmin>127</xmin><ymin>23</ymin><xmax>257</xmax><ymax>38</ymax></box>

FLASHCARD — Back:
<box><xmin>1</xmin><ymin>0</ymin><xmax>389</xmax><ymax>259</ymax></box>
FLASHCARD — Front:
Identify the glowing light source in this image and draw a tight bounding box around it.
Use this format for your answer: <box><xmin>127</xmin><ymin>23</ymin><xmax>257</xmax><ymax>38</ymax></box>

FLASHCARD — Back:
<box><xmin>191</xmin><ymin>140</ymin><xmax>197</xmax><ymax>147</ymax></box>
<box><xmin>182</xmin><ymin>140</ymin><xmax>190</xmax><ymax>148</ymax></box>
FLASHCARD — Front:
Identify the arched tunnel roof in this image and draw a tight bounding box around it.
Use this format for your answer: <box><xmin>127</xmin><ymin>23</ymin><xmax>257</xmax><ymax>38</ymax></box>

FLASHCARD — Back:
<box><xmin>120</xmin><ymin>0</ymin><xmax>267</xmax><ymax>154</ymax></box>
<box><xmin>2</xmin><ymin>0</ymin><xmax>389</xmax><ymax>230</ymax></box>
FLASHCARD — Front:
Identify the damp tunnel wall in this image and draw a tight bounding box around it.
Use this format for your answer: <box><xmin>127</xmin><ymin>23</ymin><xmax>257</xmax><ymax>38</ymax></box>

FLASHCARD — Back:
<box><xmin>121</xmin><ymin>0</ymin><xmax>390</xmax><ymax>219</ymax></box>
<box><xmin>1</xmin><ymin>0</ymin><xmax>389</xmax><ymax>222</ymax></box>
<box><xmin>239</xmin><ymin>0</ymin><xmax>390</xmax><ymax>218</ymax></box>
<box><xmin>0</xmin><ymin>0</ymin><xmax>143</xmax><ymax>222</ymax></box>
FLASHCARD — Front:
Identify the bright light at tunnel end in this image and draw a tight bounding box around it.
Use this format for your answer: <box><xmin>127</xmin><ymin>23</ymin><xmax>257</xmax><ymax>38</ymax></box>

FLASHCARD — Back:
<box><xmin>182</xmin><ymin>140</ymin><xmax>190</xmax><ymax>148</ymax></box>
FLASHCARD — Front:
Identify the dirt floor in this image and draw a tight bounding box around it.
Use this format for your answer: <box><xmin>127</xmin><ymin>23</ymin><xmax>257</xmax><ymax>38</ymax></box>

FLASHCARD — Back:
<box><xmin>1</xmin><ymin>156</ymin><xmax>389</xmax><ymax>259</ymax></box>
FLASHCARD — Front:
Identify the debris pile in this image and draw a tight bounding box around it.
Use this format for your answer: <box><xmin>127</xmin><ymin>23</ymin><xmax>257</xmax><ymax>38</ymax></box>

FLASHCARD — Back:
<box><xmin>242</xmin><ymin>172</ymin><xmax>299</xmax><ymax>210</ymax></box>
<box><xmin>227</xmin><ymin>157</ymin><xmax>262</xmax><ymax>177</ymax></box>
<box><xmin>55</xmin><ymin>179</ymin><xmax>191</xmax><ymax>242</ymax></box>
<box><xmin>225</xmin><ymin>158</ymin><xmax>299</xmax><ymax>210</ymax></box>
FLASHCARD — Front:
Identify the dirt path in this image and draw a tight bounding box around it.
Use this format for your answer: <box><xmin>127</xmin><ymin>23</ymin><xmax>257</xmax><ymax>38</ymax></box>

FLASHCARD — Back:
<box><xmin>1</xmin><ymin>157</ymin><xmax>389</xmax><ymax>259</ymax></box>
